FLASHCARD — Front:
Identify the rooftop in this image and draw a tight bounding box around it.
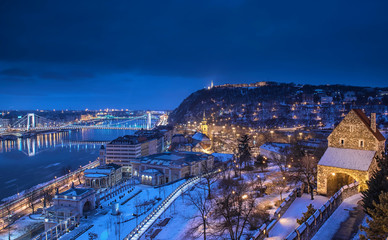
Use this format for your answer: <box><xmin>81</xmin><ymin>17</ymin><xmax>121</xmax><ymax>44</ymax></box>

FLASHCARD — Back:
<box><xmin>318</xmin><ymin>147</ymin><xmax>376</xmax><ymax>171</ymax></box>
<box><xmin>59</xmin><ymin>188</ymin><xmax>93</xmax><ymax>197</ymax></box>
<box><xmin>351</xmin><ymin>109</ymin><xmax>385</xmax><ymax>141</ymax></box>
<box><xmin>135</xmin><ymin>151</ymin><xmax>211</xmax><ymax>167</ymax></box>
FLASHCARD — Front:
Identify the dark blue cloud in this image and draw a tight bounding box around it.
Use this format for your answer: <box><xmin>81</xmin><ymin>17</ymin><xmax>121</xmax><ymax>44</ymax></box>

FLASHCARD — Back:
<box><xmin>0</xmin><ymin>0</ymin><xmax>387</xmax><ymax>109</ymax></box>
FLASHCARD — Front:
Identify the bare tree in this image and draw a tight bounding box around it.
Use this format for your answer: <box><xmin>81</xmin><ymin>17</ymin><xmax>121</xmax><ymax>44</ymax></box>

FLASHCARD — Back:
<box><xmin>199</xmin><ymin>161</ymin><xmax>220</xmax><ymax>199</ymax></box>
<box><xmin>42</xmin><ymin>186</ymin><xmax>54</xmax><ymax>208</ymax></box>
<box><xmin>27</xmin><ymin>191</ymin><xmax>37</xmax><ymax>214</ymax></box>
<box><xmin>212</xmin><ymin>177</ymin><xmax>257</xmax><ymax>240</ymax></box>
<box><xmin>186</xmin><ymin>188</ymin><xmax>213</xmax><ymax>240</ymax></box>
<box><xmin>295</xmin><ymin>154</ymin><xmax>318</xmax><ymax>200</ymax></box>
<box><xmin>75</xmin><ymin>171</ymin><xmax>83</xmax><ymax>185</ymax></box>
<box><xmin>266</xmin><ymin>172</ymin><xmax>288</xmax><ymax>201</ymax></box>
<box><xmin>270</xmin><ymin>152</ymin><xmax>288</xmax><ymax>177</ymax></box>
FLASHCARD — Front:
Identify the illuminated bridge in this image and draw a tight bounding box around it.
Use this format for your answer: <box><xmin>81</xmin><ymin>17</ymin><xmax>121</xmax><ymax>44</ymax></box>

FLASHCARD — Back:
<box><xmin>8</xmin><ymin>112</ymin><xmax>166</xmax><ymax>132</ymax></box>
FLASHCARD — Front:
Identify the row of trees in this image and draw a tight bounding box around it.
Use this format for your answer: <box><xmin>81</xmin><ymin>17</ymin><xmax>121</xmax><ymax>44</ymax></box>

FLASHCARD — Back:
<box><xmin>186</xmin><ymin>170</ymin><xmax>269</xmax><ymax>240</ymax></box>
<box><xmin>184</xmin><ymin>134</ymin><xmax>323</xmax><ymax>239</ymax></box>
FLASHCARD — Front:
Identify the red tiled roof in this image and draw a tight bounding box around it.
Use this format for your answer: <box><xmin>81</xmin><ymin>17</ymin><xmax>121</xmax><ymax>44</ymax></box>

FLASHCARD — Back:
<box><xmin>352</xmin><ymin>109</ymin><xmax>385</xmax><ymax>141</ymax></box>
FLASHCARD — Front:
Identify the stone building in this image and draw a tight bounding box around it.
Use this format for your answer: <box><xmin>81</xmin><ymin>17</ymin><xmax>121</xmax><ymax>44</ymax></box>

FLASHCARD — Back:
<box><xmin>317</xmin><ymin>109</ymin><xmax>386</xmax><ymax>195</ymax></box>
<box><xmin>131</xmin><ymin>152</ymin><xmax>214</xmax><ymax>186</ymax></box>
<box><xmin>44</xmin><ymin>184</ymin><xmax>95</xmax><ymax>230</ymax></box>
<box><xmin>83</xmin><ymin>163</ymin><xmax>122</xmax><ymax>189</ymax></box>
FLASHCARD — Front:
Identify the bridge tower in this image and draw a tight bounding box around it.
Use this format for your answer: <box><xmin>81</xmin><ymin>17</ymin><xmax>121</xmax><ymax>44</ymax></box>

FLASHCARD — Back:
<box><xmin>147</xmin><ymin>112</ymin><xmax>152</xmax><ymax>130</ymax></box>
<box><xmin>27</xmin><ymin>113</ymin><xmax>36</xmax><ymax>131</ymax></box>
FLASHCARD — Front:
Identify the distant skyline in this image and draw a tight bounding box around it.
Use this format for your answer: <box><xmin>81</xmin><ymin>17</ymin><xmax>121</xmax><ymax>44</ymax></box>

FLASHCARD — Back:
<box><xmin>1</xmin><ymin>0</ymin><xmax>388</xmax><ymax>110</ymax></box>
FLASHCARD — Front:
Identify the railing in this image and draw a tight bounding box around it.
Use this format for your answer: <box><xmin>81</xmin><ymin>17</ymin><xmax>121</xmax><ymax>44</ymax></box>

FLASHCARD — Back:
<box><xmin>123</xmin><ymin>173</ymin><xmax>211</xmax><ymax>240</ymax></box>
<box><xmin>251</xmin><ymin>188</ymin><xmax>298</xmax><ymax>240</ymax></box>
<box><xmin>32</xmin><ymin>215</ymin><xmax>78</xmax><ymax>240</ymax></box>
<box><xmin>285</xmin><ymin>182</ymin><xmax>359</xmax><ymax>240</ymax></box>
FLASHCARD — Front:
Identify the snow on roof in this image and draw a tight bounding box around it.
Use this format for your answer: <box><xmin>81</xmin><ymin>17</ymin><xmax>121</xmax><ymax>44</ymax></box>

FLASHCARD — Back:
<box><xmin>84</xmin><ymin>168</ymin><xmax>112</xmax><ymax>174</ymax></box>
<box><xmin>318</xmin><ymin>147</ymin><xmax>376</xmax><ymax>171</ymax></box>
<box><xmin>59</xmin><ymin>188</ymin><xmax>92</xmax><ymax>196</ymax></box>
<box><xmin>192</xmin><ymin>132</ymin><xmax>210</xmax><ymax>142</ymax></box>
<box><xmin>212</xmin><ymin>153</ymin><xmax>233</xmax><ymax>162</ymax></box>
<box><xmin>142</xmin><ymin>169</ymin><xmax>163</xmax><ymax>175</ymax></box>
<box><xmin>84</xmin><ymin>173</ymin><xmax>107</xmax><ymax>178</ymax></box>
<box><xmin>138</xmin><ymin>152</ymin><xmax>210</xmax><ymax>167</ymax></box>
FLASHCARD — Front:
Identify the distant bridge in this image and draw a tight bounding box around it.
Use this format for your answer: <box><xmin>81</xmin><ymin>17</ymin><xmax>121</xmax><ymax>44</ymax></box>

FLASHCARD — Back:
<box><xmin>9</xmin><ymin>112</ymin><xmax>165</xmax><ymax>132</ymax></box>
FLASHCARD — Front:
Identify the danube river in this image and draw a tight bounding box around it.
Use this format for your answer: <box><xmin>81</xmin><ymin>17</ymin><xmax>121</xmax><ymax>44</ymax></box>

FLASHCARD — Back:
<box><xmin>0</xmin><ymin>129</ymin><xmax>134</xmax><ymax>200</ymax></box>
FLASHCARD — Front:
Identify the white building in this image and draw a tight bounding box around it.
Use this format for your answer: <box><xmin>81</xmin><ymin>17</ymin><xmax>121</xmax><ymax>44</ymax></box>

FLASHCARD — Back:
<box><xmin>131</xmin><ymin>152</ymin><xmax>214</xmax><ymax>186</ymax></box>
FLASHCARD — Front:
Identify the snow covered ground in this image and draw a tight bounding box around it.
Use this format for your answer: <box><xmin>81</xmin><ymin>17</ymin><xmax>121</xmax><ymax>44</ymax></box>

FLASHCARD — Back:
<box><xmin>311</xmin><ymin>193</ymin><xmax>362</xmax><ymax>240</ymax></box>
<box><xmin>59</xmin><ymin>180</ymin><xmax>185</xmax><ymax>240</ymax></box>
<box><xmin>142</xmin><ymin>187</ymin><xmax>292</xmax><ymax>240</ymax></box>
<box><xmin>145</xmin><ymin>195</ymin><xmax>199</xmax><ymax>240</ymax></box>
<box><xmin>267</xmin><ymin>194</ymin><xmax>329</xmax><ymax>240</ymax></box>
<box><xmin>0</xmin><ymin>214</ymin><xmax>44</xmax><ymax>240</ymax></box>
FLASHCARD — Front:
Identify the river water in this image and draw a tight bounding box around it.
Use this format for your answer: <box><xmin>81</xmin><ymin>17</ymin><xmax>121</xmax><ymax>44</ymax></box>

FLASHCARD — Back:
<box><xmin>0</xmin><ymin>129</ymin><xmax>134</xmax><ymax>200</ymax></box>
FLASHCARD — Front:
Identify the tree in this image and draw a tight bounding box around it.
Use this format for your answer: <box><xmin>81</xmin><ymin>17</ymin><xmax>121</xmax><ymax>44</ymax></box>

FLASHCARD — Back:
<box><xmin>42</xmin><ymin>186</ymin><xmax>54</xmax><ymax>208</ymax></box>
<box><xmin>295</xmin><ymin>154</ymin><xmax>318</xmax><ymax>200</ymax></box>
<box><xmin>76</xmin><ymin>171</ymin><xmax>83</xmax><ymax>185</ymax></box>
<box><xmin>296</xmin><ymin>204</ymin><xmax>316</xmax><ymax>225</ymax></box>
<box><xmin>360</xmin><ymin>192</ymin><xmax>388</xmax><ymax>239</ymax></box>
<box><xmin>254</xmin><ymin>155</ymin><xmax>268</xmax><ymax>172</ymax></box>
<box><xmin>266</xmin><ymin>172</ymin><xmax>288</xmax><ymax>201</ymax></box>
<box><xmin>187</xmin><ymin>188</ymin><xmax>213</xmax><ymax>240</ymax></box>
<box><xmin>247</xmin><ymin>208</ymin><xmax>269</xmax><ymax>231</ymax></box>
<box><xmin>27</xmin><ymin>191</ymin><xmax>37</xmax><ymax>214</ymax></box>
<box><xmin>237</xmin><ymin>135</ymin><xmax>252</xmax><ymax>169</ymax></box>
<box><xmin>362</xmin><ymin>150</ymin><xmax>388</xmax><ymax>214</ymax></box>
<box><xmin>199</xmin><ymin>161</ymin><xmax>219</xmax><ymax>199</ymax></box>
<box><xmin>212</xmin><ymin>177</ymin><xmax>257</xmax><ymax>240</ymax></box>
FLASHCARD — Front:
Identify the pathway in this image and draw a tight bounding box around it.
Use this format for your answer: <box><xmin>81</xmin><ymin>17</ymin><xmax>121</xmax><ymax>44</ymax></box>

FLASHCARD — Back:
<box><xmin>311</xmin><ymin>193</ymin><xmax>362</xmax><ymax>240</ymax></box>
<box><xmin>267</xmin><ymin>194</ymin><xmax>328</xmax><ymax>240</ymax></box>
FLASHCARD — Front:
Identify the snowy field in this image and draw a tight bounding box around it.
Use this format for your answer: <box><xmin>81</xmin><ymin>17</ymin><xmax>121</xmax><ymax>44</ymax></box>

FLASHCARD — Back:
<box><xmin>141</xmin><ymin>185</ymin><xmax>292</xmax><ymax>240</ymax></box>
<box><xmin>59</xmin><ymin>180</ymin><xmax>185</xmax><ymax>240</ymax></box>
<box><xmin>267</xmin><ymin>194</ymin><xmax>329</xmax><ymax>240</ymax></box>
<box><xmin>311</xmin><ymin>193</ymin><xmax>362</xmax><ymax>240</ymax></box>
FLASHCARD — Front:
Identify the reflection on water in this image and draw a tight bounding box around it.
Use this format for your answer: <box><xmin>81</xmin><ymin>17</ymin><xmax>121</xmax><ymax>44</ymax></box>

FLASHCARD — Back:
<box><xmin>0</xmin><ymin>129</ymin><xmax>134</xmax><ymax>200</ymax></box>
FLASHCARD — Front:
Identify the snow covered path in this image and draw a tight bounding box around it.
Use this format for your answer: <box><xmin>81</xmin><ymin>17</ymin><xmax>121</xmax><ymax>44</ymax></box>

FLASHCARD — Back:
<box><xmin>267</xmin><ymin>194</ymin><xmax>328</xmax><ymax>240</ymax></box>
<box><xmin>311</xmin><ymin>193</ymin><xmax>362</xmax><ymax>240</ymax></box>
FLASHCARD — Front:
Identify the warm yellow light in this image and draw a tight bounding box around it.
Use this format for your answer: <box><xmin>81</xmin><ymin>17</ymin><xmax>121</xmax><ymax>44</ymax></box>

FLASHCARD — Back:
<box><xmin>242</xmin><ymin>194</ymin><xmax>248</xmax><ymax>200</ymax></box>
<box><xmin>332</xmin><ymin>173</ymin><xmax>336</xmax><ymax>176</ymax></box>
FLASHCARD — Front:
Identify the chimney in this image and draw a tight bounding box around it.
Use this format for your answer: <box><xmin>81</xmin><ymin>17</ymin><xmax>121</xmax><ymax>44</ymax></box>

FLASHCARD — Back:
<box><xmin>371</xmin><ymin>113</ymin><xmax>376</xmax><ymax>132</ymax></box>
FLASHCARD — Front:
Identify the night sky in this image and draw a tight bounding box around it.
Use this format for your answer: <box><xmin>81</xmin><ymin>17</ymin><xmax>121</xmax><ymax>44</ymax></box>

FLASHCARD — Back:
<box><xmin>1</xmin><ymin>0</ymin><xmax>387</xmax><ymax>110</ymax></box>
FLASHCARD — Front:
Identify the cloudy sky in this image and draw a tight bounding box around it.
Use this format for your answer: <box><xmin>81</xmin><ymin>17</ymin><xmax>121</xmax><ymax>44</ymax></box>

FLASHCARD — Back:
<box><xmin>0</xmin><ymin>0</ymin><xmax>387</xmax><ymax>110</ymax></box>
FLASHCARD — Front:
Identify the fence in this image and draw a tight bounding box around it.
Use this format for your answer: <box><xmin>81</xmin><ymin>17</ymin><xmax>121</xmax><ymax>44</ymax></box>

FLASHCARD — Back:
<box><xmin>285</xmin><ymin>182</ymin><xmax>359</xmax><ymax>240</ymax></box>
<box><xmin>251</xmin><ymin>188</ymin><xmax>298</xmax><ymax>240</ymax></box>
<box><xmin>32</xmin><ymin>216</ymin><xmax>78</xmax><ymax>240</ymax></box>
<box><xmin>123</xmin><ymin>175</ymin><xmax>204</xmax><ymax>240</ymax></box>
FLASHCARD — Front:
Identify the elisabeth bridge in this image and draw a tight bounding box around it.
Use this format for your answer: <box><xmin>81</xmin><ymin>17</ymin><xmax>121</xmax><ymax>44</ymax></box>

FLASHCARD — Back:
<box><xmin>5</xmin><ymin>112</ymin><xmax>167</xmax><ymax>133</ymax></box>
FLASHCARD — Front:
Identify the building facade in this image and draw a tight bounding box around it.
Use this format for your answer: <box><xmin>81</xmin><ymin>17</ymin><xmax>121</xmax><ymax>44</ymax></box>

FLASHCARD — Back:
<box><xmin>317</xmin><ymin>109</ymin><xmax>386</xmax><ymax>195</ymax></box>
<box><xmin>44</xmin><ymin>185</ymin><xmax>95</xmax><ymax>230</ymax></box>
<box><xmin>104</xmin><ymin>127</ymin><xmax>173</xmax><ymax>168</ymax></box>
<box><xmin>83</xmin><ymin>163</ymin><xmax>122</xmax><ymax>189</ymax></box>
<box><xmin>131</xmin><ymin>152</ymin><xmax>214</xmax><ymax>186</ymax></box>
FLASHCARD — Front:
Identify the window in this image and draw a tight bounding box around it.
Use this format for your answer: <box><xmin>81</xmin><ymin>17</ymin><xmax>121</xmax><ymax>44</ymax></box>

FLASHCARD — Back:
<box><xmin>359</xmin><ymin>140</ymin><xmax>364</xmax><ymax>148</ymax></box>
<box><xmin>340</xmin><ymin>139</ymin><xmax>345</xmax><ymax>146</ymax></box>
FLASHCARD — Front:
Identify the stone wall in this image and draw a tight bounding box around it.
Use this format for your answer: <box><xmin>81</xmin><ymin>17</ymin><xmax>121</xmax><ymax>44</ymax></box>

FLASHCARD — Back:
<box><xmin>327</xmin><ymin>110</ymin><xmax>380</xmax><ymax>151</ymax></box>
<box><xmin>251</xmin><ymin>189</ymin><xmax>297</xmax><ymax>240</ymax></box>
<box><xmin>285</xmin><ymin>182</ymin><xmax>359</xmax><ymax>240</ymax></box>
<box><xmin>317</xmin><ymin>165</ymin><xmax>367</xmax><ymax>195</ymax></box>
